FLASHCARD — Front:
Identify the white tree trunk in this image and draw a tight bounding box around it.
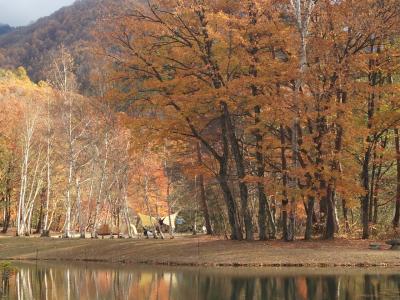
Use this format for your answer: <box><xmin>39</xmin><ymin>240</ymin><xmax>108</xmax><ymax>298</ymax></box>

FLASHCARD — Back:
<box><xmin>17</xmin><ymin>108</ymin><xmax>38</xmax><ymax>236</ymax></box>
<box><xmin>43</xmin><ymin>97</ymin><xmax>52</xmax><ymax>234</ymax></box>
<box><xmin>92</xmin><ymin>134</ymin><xmax>109</xmax><ymax>238</ymax></box>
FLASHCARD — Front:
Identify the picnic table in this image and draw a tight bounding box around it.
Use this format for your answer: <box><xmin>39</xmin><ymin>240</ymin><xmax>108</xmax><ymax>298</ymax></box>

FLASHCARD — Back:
<box><xmin>98</xmin><ymin>224</ymin><xmax>111</xmax><ymax>239</ymax></box>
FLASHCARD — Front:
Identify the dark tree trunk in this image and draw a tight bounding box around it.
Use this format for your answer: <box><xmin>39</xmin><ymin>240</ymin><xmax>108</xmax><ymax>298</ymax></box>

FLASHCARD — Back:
<box><xmin>372</xmin><ymin>152</ymin><xmax>384</xmax><ymax>225</ymax></box>
<box><xmin>222</xmin><ymin>102</ymin><xmax>253</xmax><ymax>240</ymax></box>
<box><xmin>393</xmin><ymin>128</ymin><xmax>400</xmax><ymax>228</ymax></box>
<box><xmin>254</xmin><ymin>106</ymin><xmax>276</xmax><ymax>240</ymax></box>
<box><xmin>257</xmin><ymin>182</ymin><xmax>267</xmax><ymax>240</ymax></box>
<box><xmin>361</xmin><ymin>147</ymin><xmax>371</xmax><ymax>239</ymax></box>
<box><xmin>280</xmin><ymin>125</ymin><xmax>290</xmax><ymax>241</ymax></box>
<box><xmin>282</xmin><ymin>210</ymin><xmax>289</xmax><ymax>241</ymax></box>
<box><xmin>372</xmin><ymin>152</ymin><xmax>387</xmax><ymax>224</ymax></box>
<box><xmin>257</xmin><ymin>183</ymin><xmax>276</xmax><ymax>240</ymax></box>
<box><xmin>35</xmin><ymin>205</ymin><xmax>43</xmax><ymax>234</ymax></box>
<box><xmin>255</xmin><ymin>105</ymin><xmax>267</xmax><ymax>241</ymax></box>
<box><xmin>1</xmin><ymin>197</ymin><xmax>11</xmax><ymax>234</ymax></box>
<box><xmin>1</xmin><ymin>190</ymin><xmax>11</xmax><ymax>234</ymax></box>
<box><xmin>304</xmin><ymin>196</ymin><xmax>315</xmax><ymax>240</ymax></box>
<box><xmin>35</xmin><ymin>191</ymin><xmax>45</xmax><ymax>234</ymax></box>
<box><xmin>369</xmin><ymin>149</ymin><xmax>377</xmax><ymax>222</ymax></box>
<box><xmin>219</xmin><ymin>176</ymin><xmax>242</xmax><ymax>241</ymax></box>
<box><xmin>342</xmin><ymin>198</ymin><xmax>350</xmax><ymax>233</ymax></box>
<box><xmin>219</xmin><ymin>114</ymin><xmax>243</xmax><ymax>240</ymax></box>
<box><xmin>372</xmin><ymin>188</ymin><xmax>379</xmax><ymax>225</ymax></box>
<box><xmin>325</xmin><ymin>185</ymin><xmax>335</xmax><ymax>239</ymax></box>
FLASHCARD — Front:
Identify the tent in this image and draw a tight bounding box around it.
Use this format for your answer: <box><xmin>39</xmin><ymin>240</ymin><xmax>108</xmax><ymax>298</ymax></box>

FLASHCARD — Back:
<box><xmin>137</xmin><ymin>212</ymin><xmax>180</xmax><ymax>230</ymax></box>
<box><xmin>137</xmin><ymin>213</ymin><xmax>158</xmax><ymax>228</ymax></box>
<box><xmin>161</xmin><ymin>212</ymin><xmax>179</xmax><ymax>231</ymax></box>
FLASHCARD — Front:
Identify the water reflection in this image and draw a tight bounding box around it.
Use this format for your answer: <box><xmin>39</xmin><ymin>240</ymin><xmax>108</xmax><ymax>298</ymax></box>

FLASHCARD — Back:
<box><xmin>1</xmin><ymin>262</ymin><xmax>400</xmax><ymax>299</ymax></box>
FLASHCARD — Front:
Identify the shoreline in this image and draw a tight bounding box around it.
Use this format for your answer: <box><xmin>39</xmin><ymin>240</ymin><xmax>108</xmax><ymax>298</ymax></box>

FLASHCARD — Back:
<box><xmin>1</xmin><ymin>235</ymin><xmax>400</xmax><ymax>268</ymax></box>
<box><xmin>3</xmin><ymin>257</ymin><xmax>400</xmax><ymax>268</ymax></box>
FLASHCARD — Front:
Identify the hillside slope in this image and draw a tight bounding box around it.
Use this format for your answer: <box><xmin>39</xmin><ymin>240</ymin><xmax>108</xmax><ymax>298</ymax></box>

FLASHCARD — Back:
<box><xmin>0</xmin><ymin>0</ymin><xmax>138</xmax><ymax>91</ymax></box>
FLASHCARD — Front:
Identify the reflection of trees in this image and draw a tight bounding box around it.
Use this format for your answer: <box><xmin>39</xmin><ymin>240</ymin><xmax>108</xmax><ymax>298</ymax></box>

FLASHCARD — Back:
<box><xmin>5</xmin><ymin>265</ymin><xmax>400</xmax><ymax>299</ymax></box>
<box><xmin>0</xmin><ymin>267</ymin><xmax>11</xmax><ymax>298</ymax></box>
<box><xmin>389</xmin><ymin>274</ymin><xmax>400</xmax><ymax>299</ymax></box>
<box><xmin>230</xmin><ymin>278</ymin><xmax>244</xmax><ymax>300</ymax></box>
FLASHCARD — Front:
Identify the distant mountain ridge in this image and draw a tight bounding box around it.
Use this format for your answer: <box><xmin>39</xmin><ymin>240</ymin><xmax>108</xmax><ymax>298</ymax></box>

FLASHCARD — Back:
<box><xmin>0</xmin><ymin>24</ymin><xmax>13</xmax><ymax>36</ymax></box>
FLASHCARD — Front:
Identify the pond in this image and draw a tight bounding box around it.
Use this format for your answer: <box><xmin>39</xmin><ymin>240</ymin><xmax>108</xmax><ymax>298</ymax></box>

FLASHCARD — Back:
<box><xmin>1</xmin><ymin>262</ymin><xmax>400</xmax><ymax>299</ymax></box>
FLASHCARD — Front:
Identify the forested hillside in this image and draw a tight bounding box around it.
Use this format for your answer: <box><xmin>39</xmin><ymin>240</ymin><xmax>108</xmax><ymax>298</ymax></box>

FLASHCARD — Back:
<box><xmin>0</xmin><ymin>0</ymin><xmax>137</xmax><ymax>93</ymax></box>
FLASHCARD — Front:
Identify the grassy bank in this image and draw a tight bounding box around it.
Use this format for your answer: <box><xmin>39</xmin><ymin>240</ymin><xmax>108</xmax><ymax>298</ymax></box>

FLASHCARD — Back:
<box><xmin>1</xmin><ymin>235</ymin><xmax>399</xmax><ymax>267</ymax></box>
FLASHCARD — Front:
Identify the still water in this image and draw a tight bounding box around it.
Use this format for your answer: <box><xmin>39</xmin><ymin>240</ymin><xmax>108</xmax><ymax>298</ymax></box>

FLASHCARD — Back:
<box><xmin>1</xmin><ymin>262</ymin><xmax>400</xmax><ymax>299</ymax></box>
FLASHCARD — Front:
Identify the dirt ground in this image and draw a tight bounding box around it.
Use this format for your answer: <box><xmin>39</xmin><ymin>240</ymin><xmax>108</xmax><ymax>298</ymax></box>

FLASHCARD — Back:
<box><xmin>1</xmin><ymin>234</ymin><xmax>400</xmax><ymax>267</ymax></box>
